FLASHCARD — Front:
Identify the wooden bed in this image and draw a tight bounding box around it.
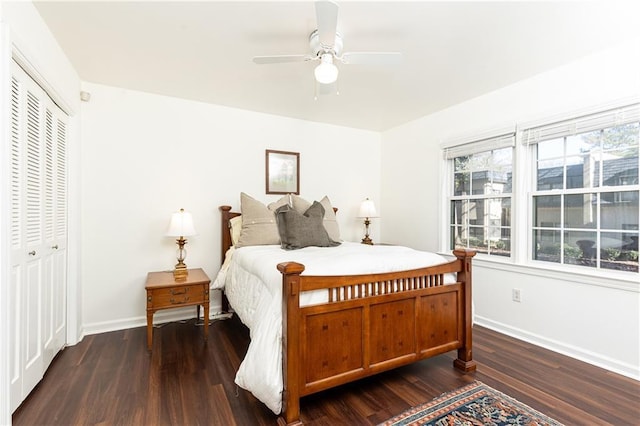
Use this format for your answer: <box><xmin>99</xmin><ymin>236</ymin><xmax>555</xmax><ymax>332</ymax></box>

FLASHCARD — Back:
<box><xmin>219</xmin><ymin>205</ymin><xmax>476</xmax><ymax>425</ymax></box>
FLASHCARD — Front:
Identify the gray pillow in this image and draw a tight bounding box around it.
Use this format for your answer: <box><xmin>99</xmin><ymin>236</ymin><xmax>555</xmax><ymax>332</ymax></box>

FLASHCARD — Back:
<box><xmin>291</xmin><ymin>194</ymin><xmax>341</xmax><ymax>242</ymax></box>
<box><xmin>275</xmin><ymin>202</ymin><xmax>341</xmax><ymax>250</ymax></box>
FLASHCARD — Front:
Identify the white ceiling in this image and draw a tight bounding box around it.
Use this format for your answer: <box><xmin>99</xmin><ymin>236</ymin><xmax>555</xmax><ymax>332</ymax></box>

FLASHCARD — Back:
<box><xmin>33</xmin><ymin>1</ymin><xmax>640</xmax><ymax>132</ymax></box>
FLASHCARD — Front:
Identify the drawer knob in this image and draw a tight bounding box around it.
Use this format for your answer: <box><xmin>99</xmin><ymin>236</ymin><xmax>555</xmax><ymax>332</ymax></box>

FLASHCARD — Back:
<box><xmin>170</xmin><ymin>296</ymin><xmax>190</xmax><ymax>305</ymax></box>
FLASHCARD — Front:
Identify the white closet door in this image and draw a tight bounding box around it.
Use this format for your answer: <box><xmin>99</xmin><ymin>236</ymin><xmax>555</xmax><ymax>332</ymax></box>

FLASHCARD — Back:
<box><xmin>43</xmin><ymin>107</ymin><xmax>67</xmax><ymax>366</ymax></box>
<box><xmin>9</xmin><ymin>70</ymin><xmax>26</xmax><ymax>414</ymax></box>
<box><xmin>9</xmin><ymin>60</ymin><xmax>68</xmax><ymax>412</ymax></box>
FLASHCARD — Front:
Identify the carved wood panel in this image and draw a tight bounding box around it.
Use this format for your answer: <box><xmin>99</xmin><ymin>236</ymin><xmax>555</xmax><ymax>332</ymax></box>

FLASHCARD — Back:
<box><xmin>304</xmin><ymin>308</ymin><xmax>363</xmax><ymax>384</ymax></box>
<box><xmin>417</xmin><ymin>292</ymin><xmax>459</xmax><ymax>351</ymax></box>
<box><xmin>369</xmin><ymin>299</ymin><xmax>415</xmax><ymax>364</ymax></box>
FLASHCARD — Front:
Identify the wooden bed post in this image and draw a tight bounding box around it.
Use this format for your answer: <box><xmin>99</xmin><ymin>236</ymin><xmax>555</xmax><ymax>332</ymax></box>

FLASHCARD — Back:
<box><xmin>219</xmin><ymin>205</ymin><xmax>237</xmax><ymax>313</ymax></box>
<box><xmin>277</xmin><ymin>262</ymin><xmax>305</xmax><ymax>426</ymax></box>
<box><xmin>219</xmin><ymin>205</ymin><xmax>233</xmax><ymax>264</ymax></box>
<box><xmin>452</xmin><ymin>249</ymin><xmax>477</xmax><ymax>372</ymax></box>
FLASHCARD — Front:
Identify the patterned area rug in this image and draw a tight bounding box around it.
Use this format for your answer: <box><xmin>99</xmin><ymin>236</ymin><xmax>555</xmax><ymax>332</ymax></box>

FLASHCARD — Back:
<box><xmin>379</xmin><ymin>381</ymin><xmax>563</xmax><ymax>426</ymax></box>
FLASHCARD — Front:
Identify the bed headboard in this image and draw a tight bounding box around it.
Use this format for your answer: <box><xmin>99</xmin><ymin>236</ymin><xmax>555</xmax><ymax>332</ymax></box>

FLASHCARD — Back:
<box><xmin>219</xmin><ymin>204</ymin><xmax>339</xmax><ymax>265</ymax></box>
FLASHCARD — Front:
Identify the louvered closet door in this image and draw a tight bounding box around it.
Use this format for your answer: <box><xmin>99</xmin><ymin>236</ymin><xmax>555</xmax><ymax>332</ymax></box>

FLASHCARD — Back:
<box><xmin>9</xmin><ymin>60</ymin><xmax>68</xmax><ymax>413</ymax></box>
<box><xmin>42</xmin><ymin>103</ymin><xmax>68</xmax><ymax>367</ymax></box>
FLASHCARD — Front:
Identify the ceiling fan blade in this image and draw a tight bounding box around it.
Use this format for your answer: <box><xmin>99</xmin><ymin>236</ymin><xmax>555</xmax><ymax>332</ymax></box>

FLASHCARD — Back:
<box><xmin>341</xmin><ymin>52</ymin><xmax>403</xmax><ymax>66</ymax></box>
<box><xmin>253</xmin><ymin>55</ymin><xmax>312</xmax><ymax>64</ymax></box>
<box><xmin>315</xmin><ymin>1</ymin><xmax>339</xmax><ymax>47</ymax></box>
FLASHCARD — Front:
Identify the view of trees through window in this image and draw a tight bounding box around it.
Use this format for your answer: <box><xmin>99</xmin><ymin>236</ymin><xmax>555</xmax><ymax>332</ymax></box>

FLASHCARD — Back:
<box><xmin>448</xmin><ymin>113</ymin><xmax>638</xmax><ymax>274</ymax></box>
<box><xmin>533</xmin><ymin>123</ymin><xmax>639</xmax><ymax>272</ymax></box>
<box><xmin>451</xmin><ymin>147</ymin><xmax>512</xmax><ymax>256</ymax></box>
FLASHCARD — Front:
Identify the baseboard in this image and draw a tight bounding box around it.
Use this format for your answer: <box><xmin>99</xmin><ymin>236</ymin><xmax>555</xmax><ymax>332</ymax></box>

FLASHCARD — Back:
<box><xmin>475</xmin><ymin>316</ymin><xmax>640</xmax><ymax>381</ymax></box>
<box><xmin>82</xmin><ymin>306</ymin><xmax>229</xmax><ymax>337</ymax></box>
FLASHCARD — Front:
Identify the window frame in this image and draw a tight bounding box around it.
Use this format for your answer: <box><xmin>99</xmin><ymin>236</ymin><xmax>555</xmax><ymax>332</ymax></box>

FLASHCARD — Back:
<box><xmin>440</xmin><ymin>100</ymin><xmax>639</xmax><ymax>282</ymax></box>
<box><xmin>525</xmin><ymin>118</ymin><xmax>639</xmax><ymax>274</ymax></box>
<box><xmin>444</xmin><ymin>132</ymin><xmax>515</xmax><ymax>259</ymax></box>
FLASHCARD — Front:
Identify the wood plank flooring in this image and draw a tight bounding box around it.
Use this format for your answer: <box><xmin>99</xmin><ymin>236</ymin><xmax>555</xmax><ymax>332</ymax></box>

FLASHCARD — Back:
<box><xmin>13</xmin><ymin>315</ymin><xmax>640</xmax><ymax>425</ymax></box>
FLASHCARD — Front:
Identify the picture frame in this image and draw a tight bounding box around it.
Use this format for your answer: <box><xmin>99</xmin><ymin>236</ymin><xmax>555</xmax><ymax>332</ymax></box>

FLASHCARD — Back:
<box><xmin>266</xmin><ymin>149</ymin><xmax>300</xmax><ymax>195</ymax></box>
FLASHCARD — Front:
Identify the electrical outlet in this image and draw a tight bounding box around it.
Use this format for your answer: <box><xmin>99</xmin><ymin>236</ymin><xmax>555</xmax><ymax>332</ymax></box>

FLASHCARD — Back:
<box><xmin>512</xmin><ymin>288</ymin><xmax>521</xmax><ymax>303</ymax></box>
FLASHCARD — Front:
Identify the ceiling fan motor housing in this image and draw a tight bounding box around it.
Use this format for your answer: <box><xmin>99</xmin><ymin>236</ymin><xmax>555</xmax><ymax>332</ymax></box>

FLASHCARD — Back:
<box><xmin>309</xmin><ymin>29</ymin><xmax>343</xmax><ymax>57</ymax></box>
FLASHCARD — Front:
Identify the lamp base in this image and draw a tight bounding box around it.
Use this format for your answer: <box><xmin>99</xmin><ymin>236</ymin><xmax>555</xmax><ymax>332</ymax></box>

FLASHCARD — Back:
<box><xmin>361</xmin><ymin>217</ymin><xmax>374</xmax><ymax>245</ymax></box>
<box><xmin>173</xmin><ymin>264</ymin><xmax>188</xmax><ymax>280</ymax></box>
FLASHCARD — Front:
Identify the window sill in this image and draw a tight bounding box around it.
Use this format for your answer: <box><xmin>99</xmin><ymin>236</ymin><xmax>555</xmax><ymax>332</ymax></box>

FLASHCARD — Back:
<box><xmin>438</xmin><ymin>251</ymin><xmax>639</xmax><ymax>293</ymax></box>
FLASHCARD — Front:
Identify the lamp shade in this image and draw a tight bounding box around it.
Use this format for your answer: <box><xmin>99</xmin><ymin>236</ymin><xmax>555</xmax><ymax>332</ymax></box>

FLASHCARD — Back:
<box><xmin>358</xmin><ymin>198</ymin><xmax>378</xmax><ymax>218</ymax></box>
<box><xmin>166</xmin><ymin>208</ymin><xmax>197</xmax><ymax>237</ymax></box>
<box><xmin>314</xmin><ymin>53</ymin><xmax>339</xmax><ymax>84</ymax></box>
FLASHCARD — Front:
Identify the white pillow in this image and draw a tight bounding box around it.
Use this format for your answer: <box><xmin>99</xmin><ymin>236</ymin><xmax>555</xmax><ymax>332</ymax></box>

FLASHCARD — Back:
<box><xmin>229</xmin><ymin>216</ymin><xmax>242</xmax><ymax>246</ymax></box>
<box><xmin>236</xmin><ymin>192</ymin><xmax>289</xmax><ymax>248</ymax></box>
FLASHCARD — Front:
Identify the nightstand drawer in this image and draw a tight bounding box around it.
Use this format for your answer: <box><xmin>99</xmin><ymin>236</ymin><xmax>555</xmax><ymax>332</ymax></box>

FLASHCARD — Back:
<box><xmin>147</xmin><ymin>284</ymin><xmax>207</xmax><ymax>308</ymax></box>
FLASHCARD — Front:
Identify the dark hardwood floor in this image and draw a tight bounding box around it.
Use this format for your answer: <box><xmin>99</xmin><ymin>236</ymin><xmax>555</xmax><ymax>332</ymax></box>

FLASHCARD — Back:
<box><xmin>13</xmin><ymin>315</ymin><xmax>640</xmax><ymax>425</ymax></box>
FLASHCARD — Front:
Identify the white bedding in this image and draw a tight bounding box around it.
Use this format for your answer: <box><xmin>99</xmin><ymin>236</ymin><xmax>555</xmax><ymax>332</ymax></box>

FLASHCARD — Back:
<box><xmin>211</xmin><ymin>242</ymin><xmax>454</xmax><ymax>414</ymax></box>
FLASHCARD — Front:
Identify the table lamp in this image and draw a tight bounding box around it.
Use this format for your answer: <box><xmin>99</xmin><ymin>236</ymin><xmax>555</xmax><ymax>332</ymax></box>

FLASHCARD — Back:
<box><xmin>358</xmin><ymin>198</ymin><xmax>378</xmax><ymax>245</ymax></box>
<box><xmin>166</xmin><ymin>208</ymin><xmax>197</xmax><ymax>279</ymax></box>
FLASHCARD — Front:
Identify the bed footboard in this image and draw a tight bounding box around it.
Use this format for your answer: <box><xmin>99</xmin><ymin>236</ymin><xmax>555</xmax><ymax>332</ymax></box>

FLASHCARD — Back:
<box><xmin>278</xmin><ymin>249</ymin><xmax>476</xmax><ymax>425</ymax></box>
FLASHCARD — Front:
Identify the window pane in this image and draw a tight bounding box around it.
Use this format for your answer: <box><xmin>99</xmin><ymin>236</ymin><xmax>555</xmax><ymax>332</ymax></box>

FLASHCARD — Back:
<box><xmin>468</xmin><ymin>199</ymin><xmax>482</xmax><ymax>226</ymax></box>
<box><xmin>468</xmin><ymin>226</ymin><xmax>487</xmax><ymax>253</ymax></box>
<box><xmin>486</xmin><ymin>198</ymin><xmax>502</xmax><ymax>227</ymax></box>
<box><xmin>601</xmin><ymin>232</ymin><xmax>638</xmax><ymax>272</ymax></box>
<box><xmin>533</xmin><ymin>195</ymin><xmax>560</xmax><ymax>227</ymax></box>
<box><xmin>602</xmin><ymin>151</ymin><xmax>638</xmax><ymax>187</ymax></box>
<box><xmin>564</xmin><ymin>231</ymin><xmax>597</xmax><ymax>267</ymax></box>
<box><xmin>566</xmin><ymin>155</ymin><xmax>599</xmax><ymax>189</ymax></box>
<box><xmin>537</xmin><ymin>139</ymin><xmax>563</xmax><ymax>160</ymax></box>
<box><xmin>454</xmin><ymin>172</ymin><xmax>469</xmax><ymax>195</ymax></box>
<box><xmin>537</xmin><ymin>159</ymin><xmax>564</xmax><ymax>190</ymax></box>
<box><xmin>470</xmin><ymin>152</ymin><xmax>491</xmax><ymax>195</ymax></box>
<box><xmin>501</xmin><ymin>198</ymin><xmax>511</xmax><ymax>227</ymax></box>
<box><xmin>601</xmin><ymin>191</ymin><xmax>639</xmax><ymax>230</ymax></box>
<box><xmin>533</xmin><ymin>230</ymin><xmax>561</xmax><ymax>263</ymax></box>
<box><xmin>451</xmin><ymin>226</ymin><xmax>465</xmax><ymax>250</ymax></box>
<box><xmin>454</xmin><ymin>156</ymin><xmax>470</xmax><ymax>172</ymax></box>
<box><xmin>489</xmin><ymin>228</ymin><xmax>510</xmax><ymax>257</ymax></box>
<box><xmin>564</xmin><ymin>193</ymin><xmax>596</xmax><ymax>228</ymax></box>
<box><xmin>451</xmin><ymin>200</ymin><xmax>466</xmax><ymax>226</ymax></box>
<box><xmin>491</xmin><ymin>147</ymin><xmax>513</xmax><ymax>194</ymax></box>
<box><xmin>471</xmin><ymin>171</ymin><xmax>491</xmax><ymax>195</ymax></box>
<box><xmin>602</xmin><ymin>122</ymin><xmax>639</xmax><ymax>150</ymax></box>
<box><xmin>567</xmin><ymin>132</ymin><xmax>599</xmax><ymax>156</ymax></box>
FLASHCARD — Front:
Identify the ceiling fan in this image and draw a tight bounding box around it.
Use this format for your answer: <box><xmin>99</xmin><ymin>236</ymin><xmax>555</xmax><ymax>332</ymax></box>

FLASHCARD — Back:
<box><xmin>252</xmin><ymin>0</ymin><xmax>402</xmax><ymax>87</ymax></box>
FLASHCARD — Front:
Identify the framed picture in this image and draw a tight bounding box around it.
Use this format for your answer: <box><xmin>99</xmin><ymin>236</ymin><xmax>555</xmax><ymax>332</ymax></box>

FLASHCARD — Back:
<box><xmin>266</xmin><ymin>149</ymin><xmax>300</xmax><ymax>195</ymax></box>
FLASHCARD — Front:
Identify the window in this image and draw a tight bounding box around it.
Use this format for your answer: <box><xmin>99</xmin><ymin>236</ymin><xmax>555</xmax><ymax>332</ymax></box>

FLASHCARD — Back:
<box><xmin>526</xmin><ymin>106</ymin><xmax>639</xmax><ymax>273</ymax></box>
<box><xmin>446</xmin><ymin>134</ymin><xmax>514</xmax><ymax>257</ymax></box>
<box><xmin>444</xmin><ymin>103</ymin><xmax>639</xmax><ymax>277</ymax></box>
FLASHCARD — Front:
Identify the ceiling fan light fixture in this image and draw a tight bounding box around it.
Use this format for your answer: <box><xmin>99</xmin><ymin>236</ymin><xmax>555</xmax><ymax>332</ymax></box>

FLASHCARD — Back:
<box><xmin>314</xmin><ymin>53</ymin><xmax>338</xmax><ymax>84</ymax></box>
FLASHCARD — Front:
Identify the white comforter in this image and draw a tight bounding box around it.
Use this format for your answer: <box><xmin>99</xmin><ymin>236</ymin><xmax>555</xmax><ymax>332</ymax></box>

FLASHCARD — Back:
<box><xmin>211</xmin><ymin>242</ymin><xmax>453</xmax><ymax>414</ymax></box>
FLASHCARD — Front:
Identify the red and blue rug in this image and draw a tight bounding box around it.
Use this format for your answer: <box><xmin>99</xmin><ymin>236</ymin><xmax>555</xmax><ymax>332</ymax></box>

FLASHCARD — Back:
<box><xmin>379</xmin><ymin>381</ymin><xmax>563</xmax><ymax>426</ymax></box>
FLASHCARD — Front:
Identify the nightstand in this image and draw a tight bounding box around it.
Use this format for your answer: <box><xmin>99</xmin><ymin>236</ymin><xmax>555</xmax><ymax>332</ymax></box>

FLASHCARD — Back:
<box><xmin>145</xmin><ymin>268</ymin><xmax>211</xmax><ymax>351</ymax></box>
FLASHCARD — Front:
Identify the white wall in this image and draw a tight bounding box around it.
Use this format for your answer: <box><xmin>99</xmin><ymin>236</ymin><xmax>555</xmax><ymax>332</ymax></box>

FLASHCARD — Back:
<box><xmin>381</xmin><ymin>40</ymin><xmax>640</xmax><ymax>379</ymax></box>
<box><xmin>80</xmin><ymin>82</ymin><xmax>381</xmax><ymax>334</ymax></box>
